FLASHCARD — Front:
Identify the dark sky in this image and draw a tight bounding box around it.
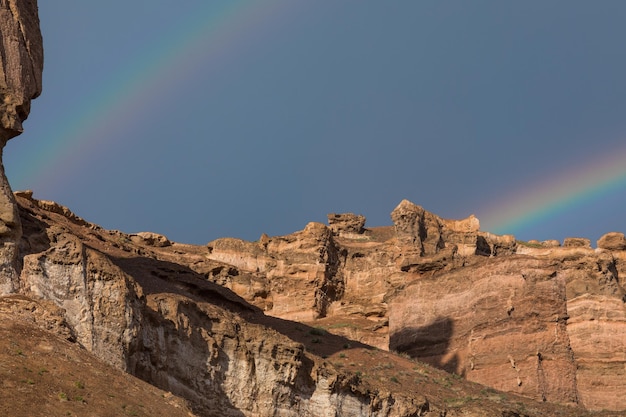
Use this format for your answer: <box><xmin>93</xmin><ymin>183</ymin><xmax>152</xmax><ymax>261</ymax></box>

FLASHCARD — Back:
<box><xmin>6</xmin><ymin>1</ymin><xmax>626</xmax><ymax>245</ymax></box>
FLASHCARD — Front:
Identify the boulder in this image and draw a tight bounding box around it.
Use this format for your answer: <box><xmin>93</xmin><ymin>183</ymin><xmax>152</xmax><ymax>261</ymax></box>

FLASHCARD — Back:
<box><xmin>597</xmin><ymin>232</ymin><xmax>626</xmax><ymax>251</ymax></box>
<box><xmin>563</xmin><ymin>237</ymin><xmax>591</xmax><ymax>248</ymax></box>
<box><xmin>131</xmin><ymin>231</ymin><xmax>171</xmax><ymax>247</ymax></box>
<box><xmin>327</xmin><ymin>213</ymin><xmax>366</xmax><ymax>235</ymax></box>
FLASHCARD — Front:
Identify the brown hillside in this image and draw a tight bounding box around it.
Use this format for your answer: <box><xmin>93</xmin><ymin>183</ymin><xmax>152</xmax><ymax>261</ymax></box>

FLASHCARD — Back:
<box><xmin>0</xmin><ymin>296</ymin><xmax>194</xmax><ymax>417</ymax></box>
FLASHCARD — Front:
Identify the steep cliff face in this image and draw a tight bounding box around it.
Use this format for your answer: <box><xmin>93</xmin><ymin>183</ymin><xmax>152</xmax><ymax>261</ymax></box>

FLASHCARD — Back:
<box><xmin>158</xmin><ymin>199</ymin><xmax>626</xmax><ymax>413</ymax></box>
<box><xmin>10</xmin><ymin>185</ymin><xmax>626</xmax><ymax>416</ymax></box>
<box><xmin>2</xmin><ymin>4</ymin><xmax>625</xmax><ymax>415</ymax></box>
<box><xmin>0</xmin><ymin>0</ymin><xmax>43</xmax><ymax>293</ymax></box>
<box><xmin>388</xmin><ymin>246</ymin><xmax>626</xmax><ymax>411</ymax></box>
<box><xmin>16</xmin><ymin>195</ymin><xmax>438</xmax><ymax>417</ymax></box>
<box><xmin>13</xmin><ymin>193</ymin><xmax>616</xmax><ymax>417</ymax></box>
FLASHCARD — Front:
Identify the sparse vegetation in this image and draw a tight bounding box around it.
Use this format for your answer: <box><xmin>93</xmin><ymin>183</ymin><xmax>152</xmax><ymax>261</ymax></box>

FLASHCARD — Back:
<box><xmin>329</xmin><ymin>322</ymin><xmax>356</xmax><ymax>329</ymax></box>
<box><xmin>436</xmin><ymin>377</ymin><xmax>452</xmax><ymax>388</ymax></box>
<box><xmin>374</xmin><ymin>362</ymin><xmax>394</xmax><ymax>370</ymax></box>
<box><xmin>309</xmin><ymin>327</ymin><xmax>326</xmax><ymax>336</ymax></box>
<box><xmin>444</xmin><ymin>396</ymin><xmax>476</xmax><ymax>408</ymax></box>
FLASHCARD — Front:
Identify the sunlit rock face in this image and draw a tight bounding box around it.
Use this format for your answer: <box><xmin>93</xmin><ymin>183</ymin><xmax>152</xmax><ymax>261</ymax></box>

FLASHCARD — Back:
<box><xmin>0</xmin><ymin>0</ymin><xmax>43</xmax><ymax>292</ymax></box>
<box><xmin>389</xmin><ymin>245</ymin><xmax>626</xmax><ymax>411</ymax></box>
<box><xmin>200</xmin><ymin>199</ymin><xmax>626</xmax><ymax>412</ymax></box>
<box><xmin>11</xmin><ymin>189</ymin><xmax>626</xmax><ymax>414</ymax></box>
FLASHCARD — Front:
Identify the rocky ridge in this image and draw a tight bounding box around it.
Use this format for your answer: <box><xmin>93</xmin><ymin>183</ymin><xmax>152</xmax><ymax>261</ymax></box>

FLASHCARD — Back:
<box><xmin>1</xmin><ymin>2</ymin><xmax>626</xmax><ymax>416</ymax></box>
<box><xmin>200</xmin><ymin>200</ymin><xmax>626</xmax><ymax>412</ymax></box>
<box><xmin>9</xmin><ymin>190</ymin><xmax>625</xmax><ymax>417</ymax></box>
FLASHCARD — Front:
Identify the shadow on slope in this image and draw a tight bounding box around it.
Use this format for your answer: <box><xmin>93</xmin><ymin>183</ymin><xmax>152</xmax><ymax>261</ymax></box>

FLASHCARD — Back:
<box><xmin>390</xmin><ymin>316</ymin><xmax>459</xmax><ymax>374</ymax></box>
<box><xmin>111</xmin><ymin>255</ymin><xmax>370</xmax><ymax>358</ymax></box>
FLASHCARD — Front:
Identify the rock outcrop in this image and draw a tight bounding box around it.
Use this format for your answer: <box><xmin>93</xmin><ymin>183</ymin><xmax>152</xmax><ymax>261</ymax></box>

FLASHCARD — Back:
<box><xmin>179</xmin><ymin>201</ymin><xmax>626</xmax><ymax>413</ymax></box>
<box><xmin>328</xmin><ymin>213</ymin><xmax>366</xmax><ymax>236</ymax></box>
<box><xmin>389</xmin><ymin>246</ymin><xmax>626</xmax><ymax>411</ymax></box>
<box><xmin>597</xmin><ymin>232</ymin><xmax>626</xmax><ymax>251</ymax></box>
<box><xmin>0</xmin><ymin>0</ymin><xmax>43</xmax><ymax>293</ymax></box>
<box><xmin>0</xmin><ymin>0</ymin><xmax>43</xmax><ymax>142</ymax></box>
<box><xmin>13</xmin><ymin>193</ymin><xmax>621</xmax><ymax>417</ymax></box>
<box><xmin>3</xmin><ymin>4</ymin><xmax>626</xmax><ymax>415</ymax></box>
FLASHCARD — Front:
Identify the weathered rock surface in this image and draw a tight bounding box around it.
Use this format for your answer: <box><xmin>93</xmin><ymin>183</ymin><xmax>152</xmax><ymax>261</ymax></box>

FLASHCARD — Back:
<box><xmin>0</xmin><ymin>0</ymin><xmax>43</xmax><ymax>293</ymax></box>
<box><xmin>328</xmin><ymin>212</ymin><xmax>366</xmax><ymax>236</ymax></box>
<box><xmin>5</xmin><ymin>2</ymin><xmax>626</xmax><ymax>416</ymax></box>
<box><xmin>181</xmin><ymin>198</ymin><xmax>626</xmax><ymax>412</ymax></box>
<box><xmin>13</xmin><ymin>193</ymin><xmax>620</xmax><ymax>417</ymax></box>
<box><xmin>598</xmin><ymin>232</ymin><xmax>626</xmax><ymax>251</ymax></box>
<box><xmin>563</xmin><ymin>237</ymin><xmax>592</xmax><ymax>248</ymax></box>
<box><xmin>0</xmin><ymin>0</ymin><xmax>43</xmax><ymax>142</ymax></box>
<box><xmin>389</xmin><ymin>242</ymin><xmax>626</xmax><ymax>411</ymax></box>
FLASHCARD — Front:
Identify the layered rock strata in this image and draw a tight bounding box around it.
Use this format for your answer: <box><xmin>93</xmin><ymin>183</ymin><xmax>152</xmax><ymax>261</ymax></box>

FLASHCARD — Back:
<box><xmin>184</xmin><ymin>199</ymin><xmax>626</xmax><ymax>412</ymax></box>
<box><xmin>3</xmin><ymin>2</ymin><xmax>626</xmax><ymax>416</ymax></box>
<box><xmin>14</xmin><ymin>193</ymin><xmax>619</xmax><ymax>416</ymax></box>
<box><xmin>389</xmin><ymin>245</ymin><xmax>626</xmax><ymax>411</ymax></box>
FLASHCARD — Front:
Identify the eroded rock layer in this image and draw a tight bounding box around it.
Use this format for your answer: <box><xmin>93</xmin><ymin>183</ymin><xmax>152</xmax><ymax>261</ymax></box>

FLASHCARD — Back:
<box><xmin>12</xmin><ymin>193</ymin><xmax>621</xmax><ymax>417</ymax></box>
<box><xmin>184</xmin><ymin>199</ymin><xmax>626</xmax><ymax>412</ymax></box>
<box><xmin>3</xmin><ymin>2</ymin><xmax>626</xmax><ymax>416</ymax></box>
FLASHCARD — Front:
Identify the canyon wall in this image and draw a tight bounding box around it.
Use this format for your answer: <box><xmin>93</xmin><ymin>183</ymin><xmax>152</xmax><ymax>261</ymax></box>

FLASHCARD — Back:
<box><xmin>16</xmin><ymin>192</ymin><xmax>622</xmax><ymax>416</ymax></box>
<box><xmin>2</xmin><ymin>3</ymin><xmax>626</xmax><ymax>415</ymax></box>
<box><xmin>15</xmin><ymin>194</ymin><xmax>445</xmax><ymax>417</ymax></box>
<box><xmin>194</xmin><ymin>200</ymin><xmax>626</xmax><ymax>412</ymax></box>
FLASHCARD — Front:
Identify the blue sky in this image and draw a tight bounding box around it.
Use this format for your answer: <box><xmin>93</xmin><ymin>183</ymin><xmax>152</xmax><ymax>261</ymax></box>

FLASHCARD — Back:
<box><xmin>5</xmin><ymin>1</ymin><xmax>626</xmax><ymax>245</ymax></box>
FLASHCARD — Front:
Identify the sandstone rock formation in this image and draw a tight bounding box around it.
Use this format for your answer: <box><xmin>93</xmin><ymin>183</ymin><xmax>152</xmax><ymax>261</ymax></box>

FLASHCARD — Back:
<box><xmin>12</xmin><ymin>192</ymin><xmax>623</xmax><ymax>417</ymax></box>
<box><xmin>3</xmin><ymin>4</ymin><xmax>626</xmax><ymax>415</ymax></box>
<box><xmin>563</xmin><ymin>237</ymin><xmax>592</xmax><ymax>248</ymax></box>
<box><xmin>328</xmin><ymin>212</ymin><xmax>366</xmax><ymax>236</ymax></box>
<box><xmin>0</xmin><ymin>0</ymin><xmax>43</xmax><ymax>142</ymax></box>
<box><xmin>175</xmin><ymin>201</ymin><xmax>626</xmax><ymax>413</ymax></box>
<box><xmin>389</xmin><ymin>245</ymin><xmax>626</xmax><ymax>411</ymax></box>
<box><xmin>0</xmin><ymin>0</ymin><xmax>43</xmax><ymax>293</ymax></box>
<box><xmin>598</xmin><ymin>232</ymin><xmax>626</xmax><ymax>251</ymax></box>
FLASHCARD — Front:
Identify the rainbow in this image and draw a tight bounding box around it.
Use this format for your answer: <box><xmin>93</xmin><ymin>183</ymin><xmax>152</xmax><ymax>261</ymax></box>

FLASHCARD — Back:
<box><xmin>8</xmin><ymin>1</ymin><xmax>299</xmax><ymax>191</ymax></box>
<box><xmin>8</xmin><ymin>2</ymin><xmax>626</xmax><ymax>241</ymax></box>
<box><xmin>479</xmin><ymin>141</ymin><xmax>626</xmax><ymax>237</ymax></box>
